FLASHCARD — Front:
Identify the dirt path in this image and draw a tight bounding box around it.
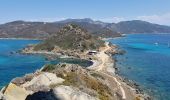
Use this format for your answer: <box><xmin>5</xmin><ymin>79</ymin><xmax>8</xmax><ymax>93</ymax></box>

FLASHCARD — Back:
<box><xmin>96</xmin><ymin>42</ymin><xmax>110</xmax><ymax>71</ymax></box>
<box><xmin>88</xmin><ymin>42</ymin><xmax>129</xmax><ymax>100</ymax></box>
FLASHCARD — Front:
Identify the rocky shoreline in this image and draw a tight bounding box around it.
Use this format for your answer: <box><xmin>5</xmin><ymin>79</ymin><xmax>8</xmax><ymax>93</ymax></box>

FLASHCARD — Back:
<box><xmin>0</xmin><ymin>42</ymin><xmax>151</xmax><ymax>100</ymax></box>
<box><xmin>113</xmin><ymin>46</ymin><xmax>152</xmax><ymax>99</ymax></box>
<box><xmin>0</xmin><ymin>38</ymin><xmax>42</xmax><ymax>40</ymax></box>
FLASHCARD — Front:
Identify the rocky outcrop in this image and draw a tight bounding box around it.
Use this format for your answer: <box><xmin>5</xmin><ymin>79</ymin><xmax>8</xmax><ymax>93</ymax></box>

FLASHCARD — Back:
<box><xmin>1</xmin><ymin>63</ymin><xmax>116</xmax><ymax>100</ymax></box>
<box><xmin>24</xmin><ymin>85</ymin><xmax>98</xmax><ymax>100</ymax></box>
<box><xmin>53</xmin><ymin>85</ymin><xmax>98</xmax><ymax>100</ymax></box>
<box><xmin>33</xmin><ymin>24</ymin><xmax>105</xmax><ymax>51</ymax></box>
<box><xmin>22</xmin><ymin>72</ymin><xmax>64</xmax><ymax>92</ymax></box>
<box><xmin>3</xmin><ymin>83</ymin><xmax>30</xmax><ymax>100</ymax></box>
<box><xmin>2</xmin><ymin>72</ymin><xmax>65</xmax><ymax>100</ymax></box>
<box><xmin>1</xmin><ymin>62</ymin><xmax>149</xmax><ymax>100</ymax></box>
<box><xmin>0</xmin><ymin>92</ymin><xmax>6</xmax><ymax>100</ymax></box>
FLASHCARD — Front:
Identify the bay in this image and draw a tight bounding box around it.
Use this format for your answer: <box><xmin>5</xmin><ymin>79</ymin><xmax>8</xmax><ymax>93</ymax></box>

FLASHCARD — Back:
<box><xmin>108</xmin><ymin>33</ymin><xmax>170</xmax><ymax>100</ymax></box>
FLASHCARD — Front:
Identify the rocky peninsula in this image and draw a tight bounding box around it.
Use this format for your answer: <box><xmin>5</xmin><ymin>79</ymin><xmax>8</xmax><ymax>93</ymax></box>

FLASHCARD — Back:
<box><xmin>0</xmin><ymin>24</ymin><xmax>150</xmax><ymax>100</ymax></box>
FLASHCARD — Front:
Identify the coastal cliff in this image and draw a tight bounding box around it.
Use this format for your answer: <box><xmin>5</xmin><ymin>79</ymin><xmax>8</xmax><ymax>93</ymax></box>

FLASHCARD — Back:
<box><xmin>0</xmin><ymin>24</ymin><xmax>150</xmax><ymax>100</ymax></box>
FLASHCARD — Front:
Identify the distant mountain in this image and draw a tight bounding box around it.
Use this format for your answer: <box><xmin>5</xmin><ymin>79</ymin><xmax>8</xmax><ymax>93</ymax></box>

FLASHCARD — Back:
<box><xmin>108</xmin><ymin>20</ymin><xmax>170</xmax><ymax>33</ymax></box>
<box><xmin>58</xmin><ymin>19</ymin><xmax>170</xmax><ymax>33</ymax></box>
<box><xmin>57</xmin><ymin>18</ymin><xmax>94</xmax><ymax>23</ymax></box>
<box><xmin>57</xmin><ymin>18</ymin><xmax>107</xmax><ymax>26</ymax></box>
<box><xmin>0</xmin><ymin>21</ymin><xmax>63</xmax><ymax>39</ymax></box>
<box><xmin>0</xmin><ymin>19</ymin><xmax>170</xmax><ymax>39</ymax></box>
<box><xmin>34</xmin><ymin>24</ymin><xmax>105</xmax><ymax>51</ymax></box>
<box><xmin>57</xmin><ymin>22</ymin><xmax>121</xmax><ymax>38</ymax></box>
<box><xmin>0</xmin><ymin>19</ymin><xmax>120</xmax><ymax>39</ymax></box>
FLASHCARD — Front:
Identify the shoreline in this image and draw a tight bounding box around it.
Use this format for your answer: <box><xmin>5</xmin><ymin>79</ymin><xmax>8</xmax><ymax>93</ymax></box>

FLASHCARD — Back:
<box><xmin>21</xmin><ymin>41</ymin><xmax>150</xmax><ymax>99</ymax></box>
<box><xmin>0</xmin><ymin>41</ymin><xmax>150</xmax><ymax>100</ymax></box>
<box><xmin>88</xmin><ymin>42</ymin><xmax>150</xmax><ymax>99</ymax></box>
<box><xmin>0</xmin><ymin>38</ymin><xmax>42</xmax><ymax>40</ymax></box>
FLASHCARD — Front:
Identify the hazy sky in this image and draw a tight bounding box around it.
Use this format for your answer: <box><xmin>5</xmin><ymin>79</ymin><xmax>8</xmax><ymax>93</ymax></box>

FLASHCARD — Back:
<box><xmin>0</xmin><ymin>0</ymin><xmax>170</xmax><ymax>25</ymax></box>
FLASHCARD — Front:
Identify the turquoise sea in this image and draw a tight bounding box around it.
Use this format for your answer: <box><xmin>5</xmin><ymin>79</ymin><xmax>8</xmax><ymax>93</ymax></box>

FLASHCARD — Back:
<box><xmin>108</xmin><ymin>34</ymin><xmax>170</xmax><ymax>100</ymax></box>
<box><xmin>0</xmin><ymin>39</ymin><xmax>50</xmax><ymax>88</ymax></box>
<box><xmin>0</xmin><ymin>39</ymin><xmax>92</xmax><ymax>89</ymax></box>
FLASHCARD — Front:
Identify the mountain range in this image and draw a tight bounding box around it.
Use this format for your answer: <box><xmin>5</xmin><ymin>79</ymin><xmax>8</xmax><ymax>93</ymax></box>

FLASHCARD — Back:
<box><xmin>0</xmin><ymin>18</ymin><xmax>170</xmax><ymax>39</ymax></box>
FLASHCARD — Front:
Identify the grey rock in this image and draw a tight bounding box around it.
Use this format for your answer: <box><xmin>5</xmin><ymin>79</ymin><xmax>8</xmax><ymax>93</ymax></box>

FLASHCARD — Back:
<box><xmin>0</xmin><ymin>92</ymin><xmax>6</xmax><ymax>100</ymax></box>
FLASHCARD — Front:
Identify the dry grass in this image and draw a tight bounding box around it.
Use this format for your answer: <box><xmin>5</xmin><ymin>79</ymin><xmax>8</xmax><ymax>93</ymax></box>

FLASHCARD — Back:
<box><xmin>135</xmin><ymin>96</ymin><xmax>141</xmax><ymax>100</ymax></box>
<box><xmin>90</xmin><ymin>72</ymin><xmax>105</xmax><ymax>80</ymax></box>
<box><xmin>41</xmin><ymin>64</ymin><xmax>56</xmax><ymax>72</ymax></box>
<box><xmin>55</xmin><ymin>72</ymin><xmax>112</xmax><ymax>100</ymax></box>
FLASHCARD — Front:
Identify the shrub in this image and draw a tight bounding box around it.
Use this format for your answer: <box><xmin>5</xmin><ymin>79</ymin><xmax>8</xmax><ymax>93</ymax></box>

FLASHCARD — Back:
<box><xmin>42</xmin><ymin>64</ymin><xmax>55</xmax><ymax>72</ymax></box>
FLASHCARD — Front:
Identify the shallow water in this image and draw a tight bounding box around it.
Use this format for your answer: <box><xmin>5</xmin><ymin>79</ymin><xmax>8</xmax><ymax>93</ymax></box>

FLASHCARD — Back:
<box><xmin>108</xmin><ymin>34</ymin><xmax>170</xmax><ymax>100</ymax></box>
<box><xmin>0</xmin><ymin>39</ymin><xmax>92</xmax><ymax>88</ymax></box>
<box><xmin>0</xmin><ymin>39</ymin><xmax>51</xmax><ymax>88</ymax></box>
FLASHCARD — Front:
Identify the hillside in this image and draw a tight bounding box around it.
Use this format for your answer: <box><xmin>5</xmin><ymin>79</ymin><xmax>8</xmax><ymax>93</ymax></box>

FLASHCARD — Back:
<box><xmin>1</xmin><ymin>63</ymin><xmax>139</xmax><ymax>100</ymax></box>
<box><xmin>108</xmin><ymin>20</ymin><xmax>170</xmax><ymax>33</ymax></box>
<box><xmin>0</xmin><ymin>21</ymin><xmax>63</xmax><ymax>39</ymax></box>
<box><xmin>58</xmin><ymin>21</ymin><xmax>122</xmax><ymax>38</ymax></box>
<box><xmin>0</xmin><ymin>19</ymin><xmax>170</xmax><ymax>39</ymax></box>
<box><xmin>34</xmin><ymin>24</ymin><xmax>105</xmax><ymax>51</ymax></box>
<box><xmin>58</xmin><ymin>19</ymin><xmax>170</xmax><ymax>34</ymax></box>
<box><xmin>0</xmin><ymin>20</ymin><xmax>120</xmax><ymax>39</ymax></box>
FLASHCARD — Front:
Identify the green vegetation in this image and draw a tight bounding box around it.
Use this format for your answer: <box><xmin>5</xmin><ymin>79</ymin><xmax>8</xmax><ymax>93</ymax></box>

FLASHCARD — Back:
<box><xmin>90</xmin><ymin>72</ymin><xmax>105</xmax><ymax>80</ymax></box>
<box><xmin>55</xmin><ymin>72</ymin><xmax>112</xmax><ymax>100</ymax></box>
<box><xmin>41</xmin><ymin>63</ymin><xmax>114</xmax><ymax>100</ymax></box>
<box><xmin>1</xmin><ymin>19</ymin><xmax>170</xmax><ymax>39</ymax></box>
<box><xmin>135</xmin><ymin>96</ymin><xmax>141</xmax><ymax>100</ymax></box>
<box><xmin>42</xmin><ymin>64</ymin><xmax>67</xmax><ymax>72</ymax></box>
<box><xmin>34</xmin><ymin>24</ymin><xmax>105</xmax><ymax>51</ymax></box>
<box><xmin>41</xmin><ymin>64</ymin><xmax>56</xmax><ymax>72</ymax></box>
<box><xmin>80</xmin><ymin>75</ymin><xmax>112</xmax><ymax>100</ymax></box>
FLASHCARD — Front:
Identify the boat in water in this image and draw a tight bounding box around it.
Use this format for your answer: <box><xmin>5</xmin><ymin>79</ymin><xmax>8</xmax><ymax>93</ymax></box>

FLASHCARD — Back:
<box><xmin>154</xmin><ymin>42</ymin><xmax>159</xmax><ymax>46</ymax></box>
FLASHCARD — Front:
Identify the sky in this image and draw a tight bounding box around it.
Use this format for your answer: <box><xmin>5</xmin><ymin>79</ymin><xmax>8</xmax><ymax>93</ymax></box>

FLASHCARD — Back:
<box><xmin>0</xmin><ymin>0</ymin><xmax>170</xmax><ymax>25</ymax></box>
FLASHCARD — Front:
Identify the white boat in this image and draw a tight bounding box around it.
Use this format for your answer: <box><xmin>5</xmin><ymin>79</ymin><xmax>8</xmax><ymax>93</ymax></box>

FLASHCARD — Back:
<box><xmin>154</xmin><ymin>42</ymin><xmax>158</xmax><ymax>46</ymax></box>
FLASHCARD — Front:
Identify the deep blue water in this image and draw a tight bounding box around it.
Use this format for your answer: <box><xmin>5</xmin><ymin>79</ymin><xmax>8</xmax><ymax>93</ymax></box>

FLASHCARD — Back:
<box><xmin>0</xmin><ymin>39</ymin><xmax>92</xmax><ymax>89</ymax></box>
<box><xmin>108</xmin><ymin>34</ymin><xmax>170</xmax><ymax>100</ymax></box>
<box><xmin>0</xmin><ymin>39</ymin><xmax>52</xmax><ymax>88</ymax></box>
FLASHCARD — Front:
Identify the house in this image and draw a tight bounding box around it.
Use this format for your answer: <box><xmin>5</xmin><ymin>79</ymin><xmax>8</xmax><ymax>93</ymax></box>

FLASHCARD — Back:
<box><xmin>88</xmin><ymin>50</ymin><xmax>97</xmax><ymax>55</ymax></box>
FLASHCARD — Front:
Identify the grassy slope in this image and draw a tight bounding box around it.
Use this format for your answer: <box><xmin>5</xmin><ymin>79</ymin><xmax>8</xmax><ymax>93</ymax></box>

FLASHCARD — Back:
<box><xmin>34</xmin><ymin>24</ymin><xmax>105</xmax><ymax>51</ymax></box>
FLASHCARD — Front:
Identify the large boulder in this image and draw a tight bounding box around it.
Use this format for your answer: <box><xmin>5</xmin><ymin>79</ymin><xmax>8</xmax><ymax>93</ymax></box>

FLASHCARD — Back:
<box><xmin>22</xmin><ymin>72</ymin><xmax>64</xmax><ymax>92</ymax></box>
<box><xmin>53</xmin><ymin>85</ymin><xmax>98</xmax><ymax>100</ymax></box>
<box><xmin>3</xmin><ymin>83</ymin><xmax>30</xmax><ymax>100</ymax></box>
<box><xmin>0</xmin><ymin>92</ymin><xmax>6</xmax><ymax>100</ymax></box>
<box><xmin>11</xmin><ymin>73</ymin><xmax>34</xmax><ymax>86</ymax></box>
